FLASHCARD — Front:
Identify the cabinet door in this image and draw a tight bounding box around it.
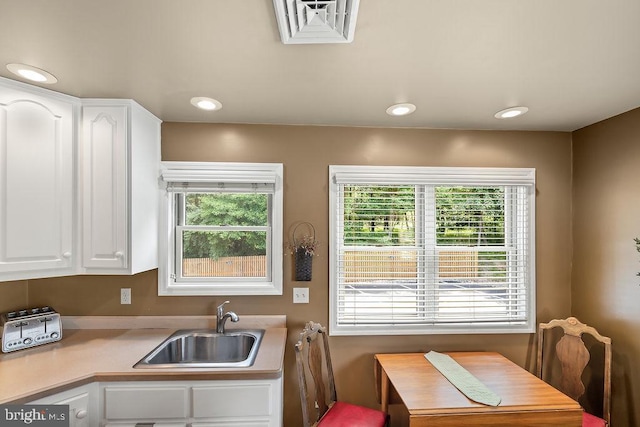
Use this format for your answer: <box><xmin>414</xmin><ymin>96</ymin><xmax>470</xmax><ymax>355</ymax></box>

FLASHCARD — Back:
<box><xmin>0</xmin><ymin>82</ymin><xmax>74</xmax><ymax>277</ymax></box>
<box><xmin>52</xmin><ymin>390</ymin><xmax>91</xmax><ymax>427</ymax></box>
<box><xmin>29</xmin><ymin>383</ymin><xmax>98</xmax><ymax>427</ymax></box>
<box><xmin>81</xmin><ymin>105</ymin><xmax>128</xmax><ymax>269</ymax></box>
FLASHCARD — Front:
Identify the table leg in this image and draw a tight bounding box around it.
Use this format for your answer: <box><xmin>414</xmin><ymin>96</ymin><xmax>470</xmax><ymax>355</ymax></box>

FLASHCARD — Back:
<box><xmin>374</xmin><ymin>355</ymin><xmax>390</xmax><ymax>413</ymax></box>
<box><xmin>381</xmin><ymin>368</ymin><xmax>390</xmax><ymax>413</ymax></box>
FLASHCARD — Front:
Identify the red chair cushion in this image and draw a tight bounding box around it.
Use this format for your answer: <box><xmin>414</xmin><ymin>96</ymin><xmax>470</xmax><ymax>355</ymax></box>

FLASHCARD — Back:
<box><xmin>317</xmin><ymin>401</ymin><xmax>388</xmax><ymax>427</ymax></box>
<box><xmin>583</xmin><ymin>411</ymin><xmax>607</xmax><ymax>427</ymax></box>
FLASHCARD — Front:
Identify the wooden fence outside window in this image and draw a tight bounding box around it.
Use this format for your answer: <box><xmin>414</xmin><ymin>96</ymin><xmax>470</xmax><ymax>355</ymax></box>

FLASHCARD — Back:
<box><xmin>182</xmin><ymin>251</ymin><xmax>479</xmax><ymax>279</ymax></box>
<box><xmin>183</xmin><ymin>256</ymin><xmax>266</xmax><ymax>277</ymax></box>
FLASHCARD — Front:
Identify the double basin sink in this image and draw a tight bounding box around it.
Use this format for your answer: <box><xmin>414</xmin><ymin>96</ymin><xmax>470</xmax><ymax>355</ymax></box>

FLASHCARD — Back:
<box><xmin>134</xmin><ymin>329</ymin><xmax>264</xmax><ymax>369</ymax></box>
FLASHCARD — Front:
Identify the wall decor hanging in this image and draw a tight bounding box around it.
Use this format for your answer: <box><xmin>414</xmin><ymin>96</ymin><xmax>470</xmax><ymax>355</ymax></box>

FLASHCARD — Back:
<box><xmin>291</xmin><ymin>222</ymin><xmax>318</xmax><ymax>281</ymax></box>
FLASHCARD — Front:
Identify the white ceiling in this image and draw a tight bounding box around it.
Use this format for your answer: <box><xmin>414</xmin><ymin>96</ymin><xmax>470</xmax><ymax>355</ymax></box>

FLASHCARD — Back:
<box><xmin>1</xmin><ymin>0</ymin><xmax>639</xmax><ymax>131</ymax></box>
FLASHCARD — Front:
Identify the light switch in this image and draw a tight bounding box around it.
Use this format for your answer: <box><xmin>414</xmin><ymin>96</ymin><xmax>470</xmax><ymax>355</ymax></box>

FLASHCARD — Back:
<box><xmin>293</xmin><ymin>287</ymin><xmax>309</xmax><ymax>304</ymax></box>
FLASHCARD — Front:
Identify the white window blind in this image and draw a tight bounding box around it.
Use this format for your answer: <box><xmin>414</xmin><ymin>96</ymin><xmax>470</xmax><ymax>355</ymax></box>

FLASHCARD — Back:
<box><xmin>329</xmin><ymin>166</ymin><xmax>535</xmax><ymax>335</ymax></box>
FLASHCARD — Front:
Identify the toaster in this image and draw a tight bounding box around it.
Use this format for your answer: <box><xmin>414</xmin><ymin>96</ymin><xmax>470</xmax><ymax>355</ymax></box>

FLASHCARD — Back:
<box><xmin>1</xmin><ymin>306</ymin><xmax>62</xmax><ymax>353</ymax></box>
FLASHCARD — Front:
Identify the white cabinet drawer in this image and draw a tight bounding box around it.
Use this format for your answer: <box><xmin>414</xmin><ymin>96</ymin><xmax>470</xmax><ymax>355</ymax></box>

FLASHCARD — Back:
<box><xmin>192</xmin><ymin>382</ymin><xmax>272</xmax><ymax>418</ymax></box>
<box><xmin>105</xmin><ymin>424</ymin><xmax>186</xmax><ymax>427</ymax></box>
<box><xmin>191</xmin><ymin>423</ymin><xmax>270</xmax><ymax>427</ymax></box>
<box><xmin>104</xmin><ymin>424</ymin><xmax>187</xmax><ymax>427</ymax></box>
<box><xmin>104</xmin><ymin>386</ymin><xmax>188</xmax><ymax>419</ymax></box>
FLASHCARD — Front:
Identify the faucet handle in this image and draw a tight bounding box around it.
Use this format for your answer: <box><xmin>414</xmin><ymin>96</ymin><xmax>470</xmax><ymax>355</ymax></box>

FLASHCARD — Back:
<box><xmin>217</xmin><ymin>300</ymin><xmax>230</xmax><ymax>313</ymax></box>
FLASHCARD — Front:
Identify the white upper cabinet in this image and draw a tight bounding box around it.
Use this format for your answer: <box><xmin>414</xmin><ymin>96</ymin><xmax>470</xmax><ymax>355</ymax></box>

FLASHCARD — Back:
<box><xmin>0</xmin><ymin>77</ymin><xmax>161</xmax><ymax>282</ymax></box>
<box><xmin>0</xmin><ymin>77</ymin><xmax>77</xmax><ymax>280</ymax></box>
<box><xmin>81</xmin><ymin>100</ymin><xmax>160</xmax><ymax>274</ymax></box>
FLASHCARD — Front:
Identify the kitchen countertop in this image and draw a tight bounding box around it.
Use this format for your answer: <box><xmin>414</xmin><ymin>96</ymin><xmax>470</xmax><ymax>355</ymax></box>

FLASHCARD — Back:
<box><xmin>0</xmin><ymin>316</ymin><xmax>287</xmax><ymax>404</ymax></box>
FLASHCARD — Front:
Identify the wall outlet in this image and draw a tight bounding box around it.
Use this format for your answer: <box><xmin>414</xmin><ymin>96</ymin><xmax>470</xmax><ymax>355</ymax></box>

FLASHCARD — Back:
<box><xmin>293</xmin><ymin>287</ymin><xmax>309</xmax><ymax>304</ymax></box>
<box><xmin>120</xmin><ymin>288</ymin><xmax>132</xmax><ymax>305</ymax></box>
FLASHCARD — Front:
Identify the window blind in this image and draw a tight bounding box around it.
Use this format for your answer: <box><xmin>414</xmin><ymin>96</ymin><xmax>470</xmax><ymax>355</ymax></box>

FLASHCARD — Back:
<box><xmin>330</xmin><ymin>166</ymin><xmax>535</xmax><ymax>335</ymax></box>
<box><xmin>161</xmin><ymin>164</ymin><xmax>278</xmax><ymax>194</ymax></box>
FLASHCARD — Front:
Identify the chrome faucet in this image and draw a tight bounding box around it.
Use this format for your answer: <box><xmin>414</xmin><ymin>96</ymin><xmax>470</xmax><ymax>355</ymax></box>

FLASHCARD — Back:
<box><xmin>216</xmin><ymin>300</ymin><xmax>239</xmax><ymax>334</ymax></box>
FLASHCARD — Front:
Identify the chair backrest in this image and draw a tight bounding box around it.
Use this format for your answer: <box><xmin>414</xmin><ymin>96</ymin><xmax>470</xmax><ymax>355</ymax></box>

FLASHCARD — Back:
<box><xmin>537</xmin><ymin>317</ymin><xmax>612</xmax><ymax>425</ymax></box>
<box><xmin>295</xmin><ymin>321</ymin><xmax>337</xmax><ymax>427</ymax></box>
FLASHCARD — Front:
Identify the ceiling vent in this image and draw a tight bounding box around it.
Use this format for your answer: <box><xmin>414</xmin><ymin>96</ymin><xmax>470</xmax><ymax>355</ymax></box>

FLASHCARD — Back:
<box><xmin>273</xmin><ymin>0</ymin><xmax>360</xmax><ymax>44</ymax></box>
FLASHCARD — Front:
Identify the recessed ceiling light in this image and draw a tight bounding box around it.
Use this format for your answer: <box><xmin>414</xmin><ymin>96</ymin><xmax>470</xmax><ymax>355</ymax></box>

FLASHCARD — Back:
<box><xmin>6</xmin><ymin>63</ymin><xmax>58</xmax><ymax>84</ymax></box>
<box><xmin>190</xmin><ymin>97</ymin><xmax>222</xmax><ymax>111</ymax></box>
<box><xmin>494</xmin><ymin>106</ymin><xmax>529</xmax><ymax>119</ymax></box>
<box><xmin>386</xmin><ymin>103</ymin><xmax>416</xmax><ymax>116</ymax></box>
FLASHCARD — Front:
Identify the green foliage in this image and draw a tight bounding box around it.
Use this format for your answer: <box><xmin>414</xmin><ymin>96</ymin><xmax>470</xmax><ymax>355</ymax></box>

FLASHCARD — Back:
<box><xmin>435</xmin><ymin>187</ymin><xmax>505</xmax><ymax>246</ymax></box>
<box><xmin>342</xmin><ymin>185</ymin><xmax>506</xmax><ymax>247</ymax></box>
<box><xmin>343</xmin><ymin>186</ymin><xmax>415</xmax><ymax>246</ymax></box>
<box><xmin>183</xmin><ymin>193</ymin><xmax>268</xmax><ymax>258</ymax></box>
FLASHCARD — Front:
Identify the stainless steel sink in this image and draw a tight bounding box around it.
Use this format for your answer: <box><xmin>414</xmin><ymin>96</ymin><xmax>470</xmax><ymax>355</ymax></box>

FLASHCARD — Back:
<box><xmin>133</xmin><ymin>329</ymin><xmax>264</xmax><ymax>368</ymax></box>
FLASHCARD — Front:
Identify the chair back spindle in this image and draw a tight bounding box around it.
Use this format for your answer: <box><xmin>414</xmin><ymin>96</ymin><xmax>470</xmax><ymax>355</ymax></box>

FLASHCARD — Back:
<box><xmin>556</xmin><ymin>333</ymin><xmax>590</xmax><ymax>400</ymax></box>
<box><xmin>308</xmin><ymin>333</ymin><xmax>329</xmax><ymax>416</ymax></box>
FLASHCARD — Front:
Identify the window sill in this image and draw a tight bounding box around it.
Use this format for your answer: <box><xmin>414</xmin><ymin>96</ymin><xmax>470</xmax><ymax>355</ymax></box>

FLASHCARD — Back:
<box><xmin>159</xmin><ymin>281</ymin><xmax>283</xmax><ymax>296</ymax></box>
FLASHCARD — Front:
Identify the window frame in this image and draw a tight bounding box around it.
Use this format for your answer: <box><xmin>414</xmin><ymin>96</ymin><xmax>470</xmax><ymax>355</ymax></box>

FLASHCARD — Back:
<box><xmin>158</xmin><ymin>162</ymin><xmax>283</xmax><ymax>296</ymax></box>
<box><xmin>329</xmin><ymin>165</ymin><xmax>536</xmax><ymax>336</ymax></box>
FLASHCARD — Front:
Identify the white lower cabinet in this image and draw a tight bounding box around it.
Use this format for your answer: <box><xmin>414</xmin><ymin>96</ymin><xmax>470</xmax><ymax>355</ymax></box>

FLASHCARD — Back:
<box><xmin>100</xmin><ymin>379</ymin><xmax>282</xmax><ymax>427</ymax></box>
<box><xmin>29</xmin><ymin>383</ymin><xmax>99</xmax><ymax>427</ymax></box>
<box><xmin>27</xmin><ymin>378</ymin><xmax>281</xmax><ymax>427</ymax></box>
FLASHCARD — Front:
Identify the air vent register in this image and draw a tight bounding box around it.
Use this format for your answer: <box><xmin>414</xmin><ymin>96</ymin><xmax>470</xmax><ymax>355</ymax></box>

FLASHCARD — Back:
<box><xmin>273</xmin><ymin>0</ymin><xmax>360</xmax><ymax>44</ymax></box>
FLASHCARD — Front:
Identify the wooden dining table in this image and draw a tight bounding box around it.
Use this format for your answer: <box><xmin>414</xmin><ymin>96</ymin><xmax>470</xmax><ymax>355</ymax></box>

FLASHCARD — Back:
<box><xmin>374</xmin><ymin>351</ymin><xmax>583</xmax><ymax>426</ymax></box>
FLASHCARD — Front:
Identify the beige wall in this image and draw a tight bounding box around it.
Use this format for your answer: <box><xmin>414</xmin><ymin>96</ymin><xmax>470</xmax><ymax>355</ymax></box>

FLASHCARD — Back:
<box><xmin>0</xmin><ymin>123</ymin><xmax>573</xmax><ymax>426</ymax></box>
<box><xmin>573</xmin><ymin>107</ymin><xmax>640</xmax><ymax>427</ymax></box>
<box><xmin>0</xmin><ymin>281</ymin><xmax>27</xmax><ymax>313</ymax></box>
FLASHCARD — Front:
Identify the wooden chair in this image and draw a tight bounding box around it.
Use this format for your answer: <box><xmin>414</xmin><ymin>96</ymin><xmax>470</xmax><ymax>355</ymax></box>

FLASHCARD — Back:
<box><xmin>537</xmin><ymin>317</ymin><xmax>612</xmax><ymax>427</ymax></box>
<box><xmin>294</xmin><ymin>321</ymin><xmax>389</xmax><ymax>427</ymax></box>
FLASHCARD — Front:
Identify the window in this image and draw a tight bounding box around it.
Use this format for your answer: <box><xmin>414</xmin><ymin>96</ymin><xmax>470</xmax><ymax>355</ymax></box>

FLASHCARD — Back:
<box><xmin>329</xmin><ymin>166</ymin><xmax>535</xmax><ymax>335</ymax></box>
<box><xmin>159</xmin><ymin>162</ymin><xmax>283</xmax><ymax>295</ymax></box>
